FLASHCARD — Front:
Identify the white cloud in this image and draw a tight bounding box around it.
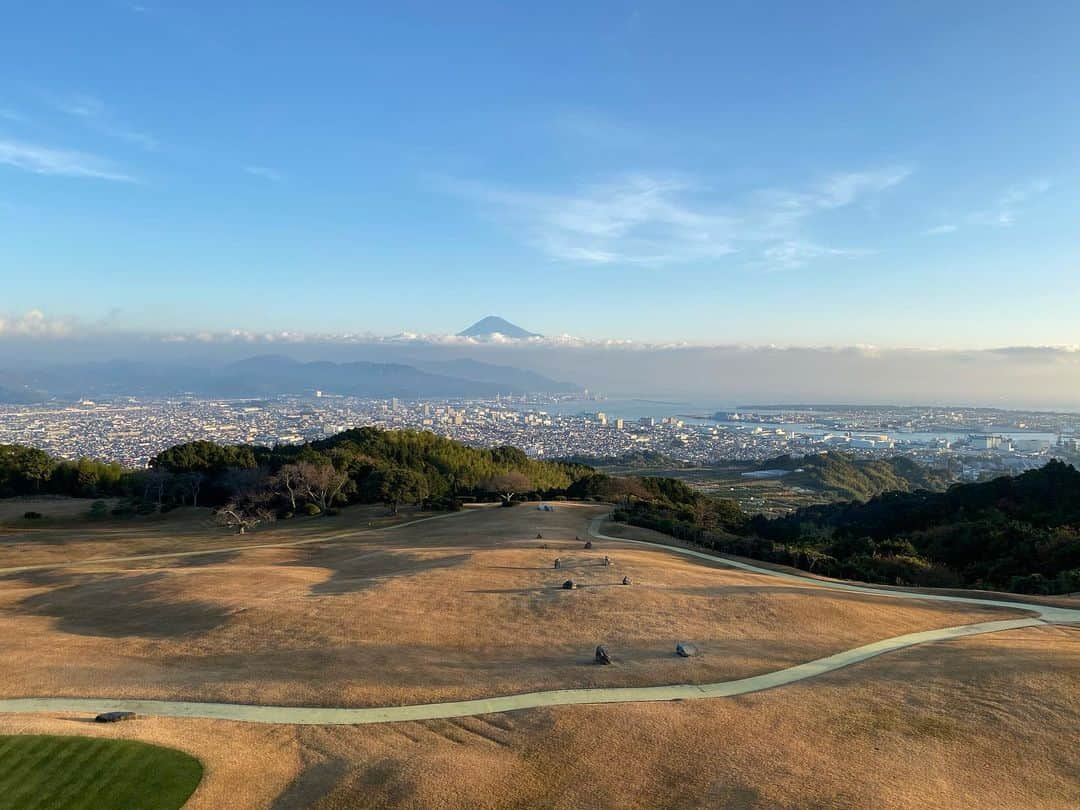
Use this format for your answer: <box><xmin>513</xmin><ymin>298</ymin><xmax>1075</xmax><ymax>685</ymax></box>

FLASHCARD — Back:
<box><xmin>441</xmin><ymin>173</ymin><xmax>737</xmax><ymax>266</ymax></box>
<box><xmin>969</xmin><ymin>179</ymin><xmax>1051</xmax><ymax>227</ymax></box>
<box><xmin>442</xmin><ymin>166</ymin><xmax>908</xmax><ymax>269</ymax></box>
<box><xmin>923</xmin><ymin>224</ymin><xmax>958</xmax><ymax>236</ymax></box>
<box><xmin>244</xmin><ymin>165</ymin><xmax>283</xmax><ymax>182</ymax></box>
<box><xmin>0</xmin><ymin>310</ymin><xmax>72</xmax><ymax>338</ymax></box>
<box><xmin>0</xmin><ymin>139</ymin><xmax>136</xmax><ymax>182</ymax></box>
<box><xmin>760</xmin><ymin>241</ymin><xmax>868</xmax><ymax>269</ymax></box>
<box><xmin>815</xmin><ymin>167</ymin><xmax>912</xmax><ymax>209</ymax></box>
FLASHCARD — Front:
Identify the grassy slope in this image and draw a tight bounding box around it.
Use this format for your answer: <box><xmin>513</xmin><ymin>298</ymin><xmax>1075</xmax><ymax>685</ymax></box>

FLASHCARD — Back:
<box><xmin>0</xmin><ymin>735</ymin><xmax>202</xmax><ymax>810</ymax></box>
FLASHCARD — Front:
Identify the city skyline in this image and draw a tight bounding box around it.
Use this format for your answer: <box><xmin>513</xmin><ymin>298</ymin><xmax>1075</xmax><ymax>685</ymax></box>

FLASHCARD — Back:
<box><xmin>2</xmin><ymin>3</ymin><xmax>1078</xmax><ymax>348</ymax></box>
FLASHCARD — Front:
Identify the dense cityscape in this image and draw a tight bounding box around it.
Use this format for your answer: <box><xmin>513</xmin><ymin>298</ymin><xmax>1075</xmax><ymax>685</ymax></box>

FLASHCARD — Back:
<box><xmin>2</xmin><ymin>396</ymin><xmax>1077</xmax><ymax>479</ymax></box>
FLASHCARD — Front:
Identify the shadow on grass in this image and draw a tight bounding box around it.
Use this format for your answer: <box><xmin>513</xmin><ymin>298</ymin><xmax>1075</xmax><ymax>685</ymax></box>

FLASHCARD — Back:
<box><xmin>13</xmin><ymin>571</ymin><xmax>233</xmax><ymax>639</ymax></box>
<box><xmin>270</xmin><ymin>757</ymin><xmax>349</xmax><ymax>810</ymax></box>
<box><xmin>284</xmin><ymin>547</ymin><xmax>473</xmax><ymax>596</ymax></box>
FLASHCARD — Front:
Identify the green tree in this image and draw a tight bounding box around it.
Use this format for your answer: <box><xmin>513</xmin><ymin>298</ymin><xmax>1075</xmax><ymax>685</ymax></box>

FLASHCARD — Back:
<box><xmin>374</xmin><ymin>467</ymin><xmax>428</xmax><ymax>515</ymax></box>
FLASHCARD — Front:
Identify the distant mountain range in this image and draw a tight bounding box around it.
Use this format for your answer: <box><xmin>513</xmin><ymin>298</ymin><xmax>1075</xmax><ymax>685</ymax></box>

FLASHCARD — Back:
<box><xmin>457</xmin><ymin>316</ymin><xmax>540</xmax><ymax>339</ymax></box>
<box><xmin>0</xmin><ymin>353</ymin><xmax>580</xmax><ymax>402</ymax></box>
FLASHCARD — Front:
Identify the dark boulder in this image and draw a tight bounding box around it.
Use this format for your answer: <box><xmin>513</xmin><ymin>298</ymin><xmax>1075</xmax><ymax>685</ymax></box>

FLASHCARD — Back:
<box><xmin>95</xmin><ymin>711</ymin><xmax>137</xmax><ymax>723</ymax></box>
<box><xmin>595</xmin><ymin>645</ymin><xmax>612</xmax><ymax>665</ymax></box>
<box><xmin>584</xmin><ymin>540</ymin><xmax>593</xmax><ymax>549</ymax></box>
<box><xmin>675</xmin><ymin>642</ymin><xmax>699</xmax><ymax>658</ymax></box>
<box><xmin>622</xmin><ymin>575</ymin><xmax>631</xmax><ymax>585</ymax></box>
<box><xmin>562</xmin><ymin>579</ymin><xmax>576</xmax><ymax>589</ymax></box>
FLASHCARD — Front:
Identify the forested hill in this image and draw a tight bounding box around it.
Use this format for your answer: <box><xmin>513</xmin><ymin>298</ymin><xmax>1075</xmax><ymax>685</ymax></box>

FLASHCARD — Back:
<box><xmin>1</xmin><ymin>429</ymin><xmax>593</xmax><ymax>510</ymax></box>
<box><xmin>751</xmin><ymin>460</ymin><xmax>1080</xmax><ymax>594</ymax></box>
<box><xmin>756</xmin><ymin>459</ymin><xmax>1080</xmax><ymax>542</ymax></box>
<box><xmin>149</xmin><ymin>427</ymin><xmax>593</xmax><ymax>511</ymax></box>
<box><xmin>757</xmin><ymin>452</ymin><xmax>952</xmax><ymax>501</ymax></box>
<box><xmin>616</xmin><ymin>460</ymin><xmax>1080</xmax><ymax>595</ymax></box>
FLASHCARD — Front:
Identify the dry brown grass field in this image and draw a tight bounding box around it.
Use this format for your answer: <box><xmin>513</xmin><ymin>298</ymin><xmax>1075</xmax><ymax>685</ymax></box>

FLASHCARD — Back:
<box><xmin>0</xmin><ymin>500</ymin><xmax>1076</xmax><ymax>808</ymax></box>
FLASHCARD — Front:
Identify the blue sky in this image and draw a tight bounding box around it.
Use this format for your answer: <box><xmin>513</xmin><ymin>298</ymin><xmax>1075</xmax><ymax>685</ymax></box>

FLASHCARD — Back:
<box><xmin>2</xmin><ymin>1</ymin><xmax>1078</xmax><ymax>347</ymax></box>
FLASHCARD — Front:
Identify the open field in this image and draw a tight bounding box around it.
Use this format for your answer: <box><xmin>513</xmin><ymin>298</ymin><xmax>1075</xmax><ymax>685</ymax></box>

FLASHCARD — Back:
<box><xmin>0</xmin><ymin>496</ymin><xmax>122</xmax><ymax>525</ymax></box>
<box><xmin>0</xmin><ymin>500</ymin><xmax>1076</xmax><ymax>807</ymax></box>
<box><xmin>586</xmin><ymin>463</ymin><xmax>828</xmax><ymax>516</ymax></box>
<box><xmin>0</xmin><ymin>499</ymin><xmax>438</xmax><ymax>571</ymax></box>
<box><xmin>0</xmin><ymin>503</ymin><xmax>1030</xmax><ymax>709</ymax></box>
<box><xmin>0</xmin><ymin>734</ymin><xmax>202</xmax><ymax>810</ymax></box>
<box><xmin>1</xmin><ymin>622</ymin><xmax>1076</xmax><ymax>809</ymax></box>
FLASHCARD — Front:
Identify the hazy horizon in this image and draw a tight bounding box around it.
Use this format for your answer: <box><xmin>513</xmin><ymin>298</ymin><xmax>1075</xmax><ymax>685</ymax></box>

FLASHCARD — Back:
<box><xmin>2</xmin><ymin>314</ymin><xmax>1078</xmax><ymax>412</ymax></box>
<box><xmin>3</xmin><ymin>3</ymin><xmax>1078</xmax><ymax>409</ymax></box>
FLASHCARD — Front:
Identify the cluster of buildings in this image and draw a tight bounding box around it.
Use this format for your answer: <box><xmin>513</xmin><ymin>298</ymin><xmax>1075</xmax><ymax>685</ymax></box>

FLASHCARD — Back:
<box><xmin>0</xmin><ymin>397</ymin><xmax>1076</xmax><ymax>478</ymax></box>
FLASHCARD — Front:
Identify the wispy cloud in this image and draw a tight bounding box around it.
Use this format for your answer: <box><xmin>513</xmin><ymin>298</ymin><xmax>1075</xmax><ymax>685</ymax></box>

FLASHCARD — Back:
<box><xmin>0</xmin><ymin>108</ymin><xmax>26</xmax><ymax>123</ymax></box>
<box><xmin>968</xmin><ymin>179</ymin><xmax>1051</xmax><ymax>227</ymax></box>
<box><xmin>0</xmin><ymin>138</ymin><xmax>136</xmax><ymax>182</ymax></box>
<box><xmin>441</xmin><ymin>166</ymin><xmax>909</xmax><ymax>269</ymax></box>
<box><xmin>52</xmin><ymin>93</ymin><xmax>158</xmax><ymax>150</ymax></box>
<box><xmin>442</xmin><ymin>173</ymin><xmax>737</xmax><ymax>265</ymax></box>
<box><xmin>760</xmin><ymin>241</ymin><xmax>869</xmax><ymax>269</ymax></box>
<box><xmin>244</xmin><ymin>165</ymin><xmax>283</xmax><ymax>182</ymax></box>
<box><xmin>924</xmin><ymin>179</ymin><xmax>1051</xmax><ymax>235</ymax></box>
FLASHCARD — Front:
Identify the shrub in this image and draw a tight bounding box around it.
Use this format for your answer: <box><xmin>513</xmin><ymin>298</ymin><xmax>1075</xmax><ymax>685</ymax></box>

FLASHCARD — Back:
<box><xmin>280</xmin><ymin>510</ymin><xmax>295</xmax><ymax>520</ymax></box>
<box><xmin>1010</xmin><ymin>573</ymin><xmax>1051</xmax><ymax>595</ymax></box>
<box><xmin>304</xmin><ymin>503</ymin><xmax>322</xmax><ymax>516</ymax></box>
<box><xmin>89</xmin><ymin>500</ymin><xmax>109</xmax><ymax>520</ymax></box>
<box><xmin>23</xmin><ymin>511</ymin><xmax>42</xmax><ymax>519</ymax></box>
<box><xmin>1053</xmin><ymin>568</ymin><xmax>1080</xmax><ymax>594</ymax></box>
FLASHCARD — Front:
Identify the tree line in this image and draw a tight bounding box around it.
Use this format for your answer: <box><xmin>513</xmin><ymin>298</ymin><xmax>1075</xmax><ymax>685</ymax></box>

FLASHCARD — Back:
<box><xmin>0</xmin><ymin>445</ymin><xmax>129</xmax><ymax>498</ymax></box>
<box><xmin>146</xmin><ymin>428</ymin><xmax>598</xmax><ymax>531</ymax></box>
<box><xmin>6</xmin><ymin>433</ymin><xmax>1078</xmax><ymax>595</ymax></box>
<box><xmin>613</xmin><ymin>459</ymin><xmax>1080</xmax><ymax>595</ymax></box>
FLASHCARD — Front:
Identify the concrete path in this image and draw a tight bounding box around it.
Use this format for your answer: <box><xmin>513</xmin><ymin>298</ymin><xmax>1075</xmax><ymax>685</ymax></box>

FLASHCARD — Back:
<box><xmin>587</xmin><ymin>518</ymin><xmax>1080</xmax><ymax>624</ymax></box>
<box><xmin>0</xmin><ymin>512</ymin><xmax>1075</xmax><ymax>725</ymax></box>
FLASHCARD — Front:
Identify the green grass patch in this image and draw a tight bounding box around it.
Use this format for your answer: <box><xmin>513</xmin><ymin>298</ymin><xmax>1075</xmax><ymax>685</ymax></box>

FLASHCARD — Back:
<box><xmin>0</xmin><ymin>734</ymin><xmax>202</xmax><ymax>810</ymax></box>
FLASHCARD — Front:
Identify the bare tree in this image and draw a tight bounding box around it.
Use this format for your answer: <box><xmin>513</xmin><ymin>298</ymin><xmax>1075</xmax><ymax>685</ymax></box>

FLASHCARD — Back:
<box><xmin>297</xmin><ymin>461</ymin><xmax>348</xmax><ymax>513</ymax></box>
<box><xmin>215</xmin><ymin>466</ymin><xmax>274</xmax><ymax>534</ymax></box>
<box><xmin>273</xmin><ymin>463</ymin><xmax>303</xmax><ymax>511</ymax></box>
<box><xmin>215</xmin><ymin>502</ymin><xmax>274</xmax><ymax>534</ymax></box>
<box><xmin>482</xmin><ymin>471</ymin><xmax>534</xmax><ymax>505</ymax></box>
<box><xmin>176</xmin><ymin>472</ymin><xmax>206</xmax><ymax>508</ymax></box>
<box><xmin>138</xmin><ymin>469</ymin><xmax>172</xmax><ymax>513</ymax></box>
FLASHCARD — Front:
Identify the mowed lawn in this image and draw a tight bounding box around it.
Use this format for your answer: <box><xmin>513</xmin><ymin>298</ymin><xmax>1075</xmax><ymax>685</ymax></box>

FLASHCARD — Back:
<box><xmin>0</xmin><ymin>735</ymin><xmax>202</xmax><ymax>810</ymax></box>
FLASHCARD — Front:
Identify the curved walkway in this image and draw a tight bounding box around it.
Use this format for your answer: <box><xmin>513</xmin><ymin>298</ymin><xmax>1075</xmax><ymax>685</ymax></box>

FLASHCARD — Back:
<box><xmin>0</xmin><ymin>514</ymin><xmax>1075</xmax><ymax>725</ymax></box>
